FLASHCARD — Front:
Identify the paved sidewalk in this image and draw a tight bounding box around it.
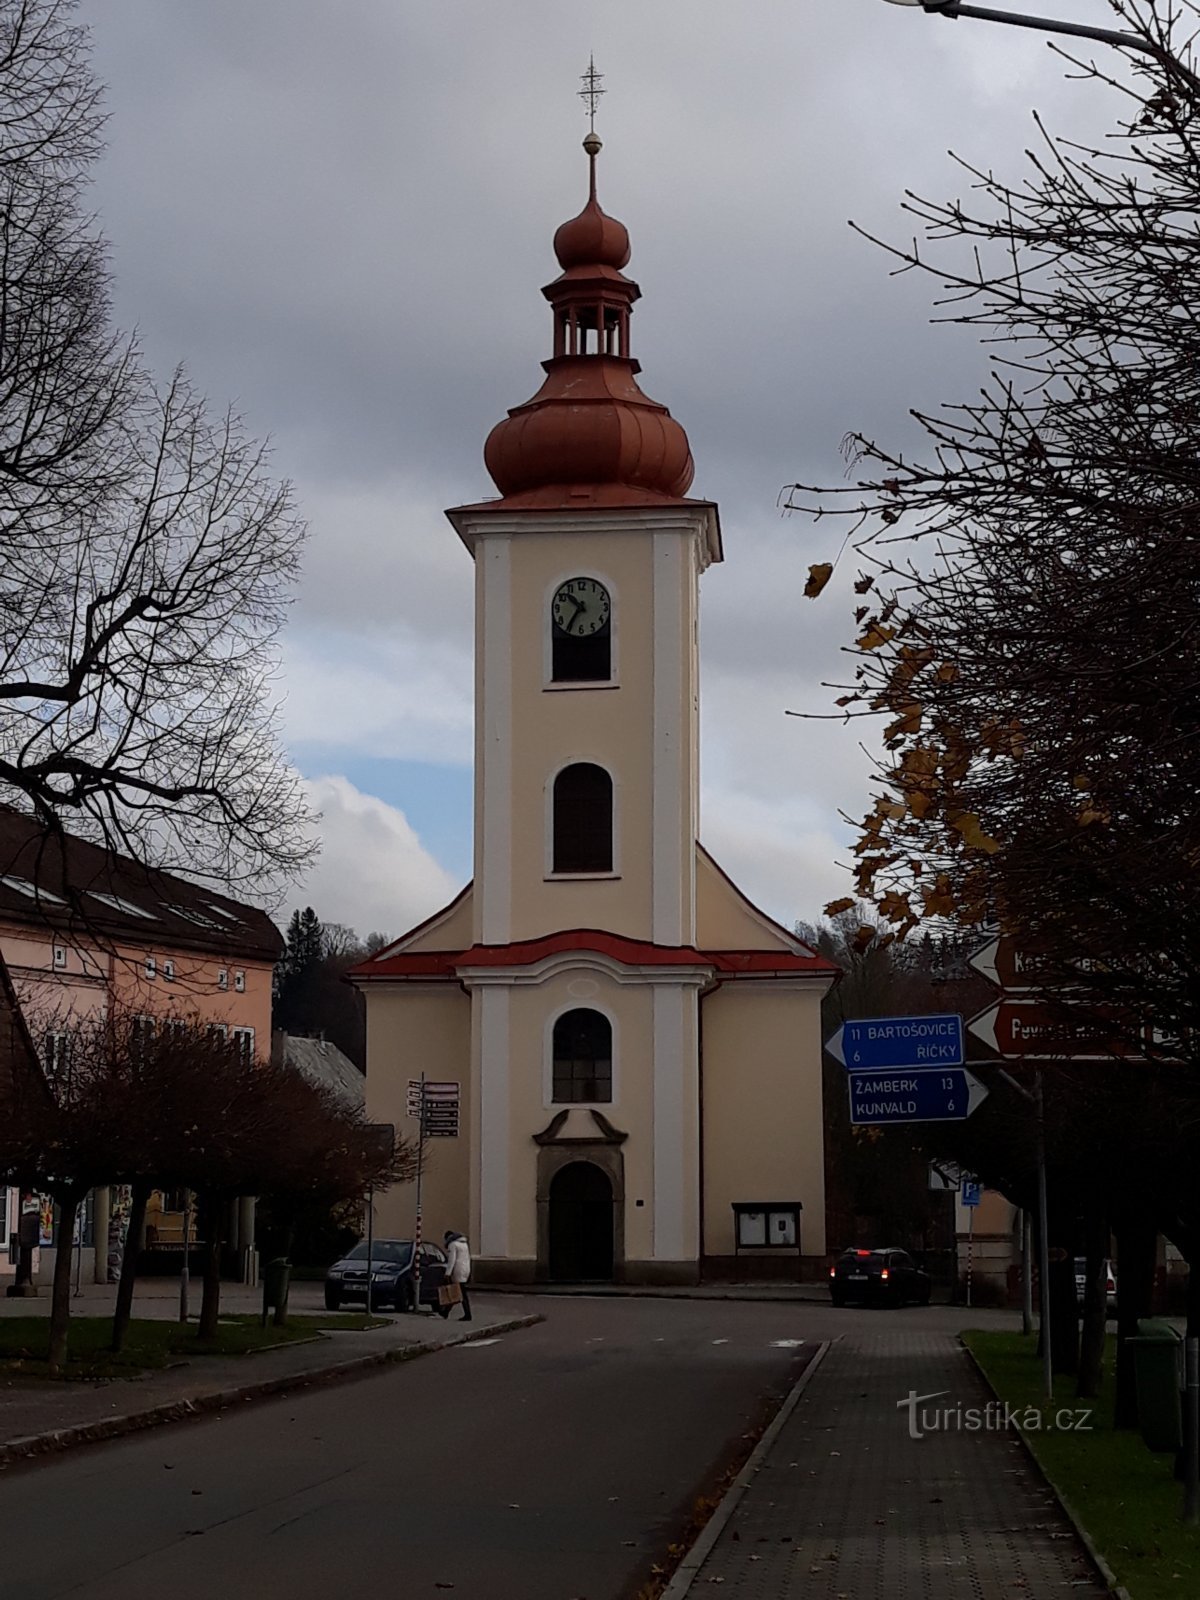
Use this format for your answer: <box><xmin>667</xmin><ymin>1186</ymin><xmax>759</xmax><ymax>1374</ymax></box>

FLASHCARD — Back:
<box><xmin>0</xmin><ymin>1293</ymin><xmax>534</xmax><ymax>1465</ymax></box>
<box><xmin>668</xmin><ymin>1328</ymin><xmax>1109</xmax><ymax>1597</ymax></box>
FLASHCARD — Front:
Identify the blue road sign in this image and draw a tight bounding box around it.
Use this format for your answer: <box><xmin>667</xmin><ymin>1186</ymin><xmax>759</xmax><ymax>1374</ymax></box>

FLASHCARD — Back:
<box><xmin>847</xmin><ymin>1067</ymin><xmax>989</xmax><ymax>1127</ymax></box>
<box><xmin>961</xmin><ymin>1180</ymin><xmax>982</xmax><ymax>1208</ymax></box>
<box><xmin>828</xmin><ymin>1013</ymin><xmax>964</xmax><ymax>1071</ymax></box>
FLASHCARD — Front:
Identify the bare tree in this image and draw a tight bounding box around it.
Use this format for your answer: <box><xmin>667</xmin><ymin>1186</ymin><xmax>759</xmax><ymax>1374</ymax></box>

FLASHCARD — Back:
<box><xmin>789</xmin><ymin>0</ymin><xmax>1200</xmax><ymax>1399</ymax></box>
<box><xmin>1</xmin><ymin>0</ymin><xmax>312</xmax><ymax>899</ymax></box>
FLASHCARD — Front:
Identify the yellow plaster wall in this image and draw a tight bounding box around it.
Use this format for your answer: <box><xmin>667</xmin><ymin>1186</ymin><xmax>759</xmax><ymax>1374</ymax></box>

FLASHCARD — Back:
<box><xmin>364</xmin><ymin>984</ymin><xmax>472</xmax><ymax>1244</ymax></box>
<box><xmin>700</xmin><ymin>982</ymin><xmax>827</xmax><ymax>1259</ymax></box>
<box><xmin>695</xmin><ymin>849</ymin><xmax>801</xmax><ymax>952</ymax></box>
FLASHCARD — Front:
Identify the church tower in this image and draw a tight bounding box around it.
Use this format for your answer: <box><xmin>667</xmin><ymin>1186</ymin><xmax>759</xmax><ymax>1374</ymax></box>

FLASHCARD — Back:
<box><xmin>355</xmin><ymin>126</ymin><xmax>835</xmax><ymax>1286</ymax></box>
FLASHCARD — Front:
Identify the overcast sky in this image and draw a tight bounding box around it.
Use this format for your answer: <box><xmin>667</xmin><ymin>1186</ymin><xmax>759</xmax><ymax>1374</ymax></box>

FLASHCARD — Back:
<box><xmin>83</xmin><ymin>0</ymin><xmax>1109</xmax><ymax>940</ymax></box>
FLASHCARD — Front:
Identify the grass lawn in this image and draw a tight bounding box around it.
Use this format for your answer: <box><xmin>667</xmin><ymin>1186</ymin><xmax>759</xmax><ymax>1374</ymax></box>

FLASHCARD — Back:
<box><xmin>964</xmin><ymin>1329</ymin><xmax>1199</xmax><ymax>1600</ymax></box>
<box><xmin>0</xmin><ymin>1312</ymin><xmax>386</xmax><ymax>1381</ymax></box>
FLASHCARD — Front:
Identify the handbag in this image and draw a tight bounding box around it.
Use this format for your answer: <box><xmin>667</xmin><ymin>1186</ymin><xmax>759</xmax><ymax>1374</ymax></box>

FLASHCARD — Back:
<box><xmin>438</xmin><ymin>1282</ymin><xmax>462</xmax><ymax>1307</ymax></box>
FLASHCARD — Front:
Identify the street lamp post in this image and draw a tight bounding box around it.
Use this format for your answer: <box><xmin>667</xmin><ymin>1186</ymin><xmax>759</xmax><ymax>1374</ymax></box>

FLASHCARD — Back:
<box><xmin>882</xmin><ymin>0</ymin><xmax>1200</xmax><ymax>97</ymax></box>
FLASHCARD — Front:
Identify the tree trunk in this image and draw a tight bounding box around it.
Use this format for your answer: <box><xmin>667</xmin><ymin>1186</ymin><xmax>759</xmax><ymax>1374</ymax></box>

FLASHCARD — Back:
<box><xmin>198</xmin><ymin>1191</ymin><xmax>224</xmax><ymax>1343</ymax></box>
<box><xmin>1077</xmin><ymin>1204</ymin><xmax>1108</xmax><ymax>1399</ymax></box>
<box><xmin>47</xmin><ymin>1190</ymin><xmax>82</xmax><ymax>1377</ymax></box>
<box><xmin>1114</xmin><ymin>1220</ymin><xmax>1157</xmax><ymax>1429</ymax></box>
<box><xmin>110</xmin><ymin>1178</ymin><xmax>151</xmax><ymax>1353</ymax></box>
<box><xmin>1047</xmin><ymin>1194</ymin><xmax>1079</xmax><ymax>1378</ymax></box>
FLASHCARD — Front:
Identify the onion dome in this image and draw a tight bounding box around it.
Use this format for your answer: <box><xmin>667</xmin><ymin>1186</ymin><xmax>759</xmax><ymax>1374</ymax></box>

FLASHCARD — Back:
<box><xmin>483</xmin><ymin>133</ymin><xmax>695</xmax><ymax>506</ymax></box>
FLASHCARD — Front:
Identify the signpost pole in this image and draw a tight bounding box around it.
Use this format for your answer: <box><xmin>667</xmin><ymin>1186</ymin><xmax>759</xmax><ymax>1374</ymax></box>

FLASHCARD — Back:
<box><xmin>966</xmin><ymin>1205</ymin><xmax>974</xmax><ymax>1310</ymax></box>
<box><xmin>1036</xmin><ymin>1071</ymin><xmax>1053</xmax><ymax>1399</ymax></box>
<box><xmin>1021</xmin><ymin>1210</ymin><xmax>1033</xmax><ymax>1336</ymax></box>
<box><xmin>179</xmin><ymin>1193</ymin><xmax>191</xmax><ymax>1324</ymax></box>
<box><xmin>413</xmin><ymin>1072</ymin><xmax>426</xmax><ymax>1312</ymax></box>
<box><xmin>365</xmin><ymin>1183</ymin><xmax>375</xmax><ymax>1318</ymax></box>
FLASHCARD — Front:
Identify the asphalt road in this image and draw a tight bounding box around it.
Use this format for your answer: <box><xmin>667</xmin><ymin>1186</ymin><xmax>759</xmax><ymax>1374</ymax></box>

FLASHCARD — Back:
<box><xmin>1</xmin><ymin>1296</ymin><xmax>838</xmax><ymax>1600</ymax></box>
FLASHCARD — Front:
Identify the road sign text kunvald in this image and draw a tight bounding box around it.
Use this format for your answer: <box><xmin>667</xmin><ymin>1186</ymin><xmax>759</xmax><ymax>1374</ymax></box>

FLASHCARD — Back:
<box><xmin>847</xmin><ymin>1067</ymin><xmax>988</xmax><ymax>1126</ymax></box>
<box><xmin>828</xmin><ymin>1013</ymin><xmax>964</xmax><ymax>1070</ymax></box>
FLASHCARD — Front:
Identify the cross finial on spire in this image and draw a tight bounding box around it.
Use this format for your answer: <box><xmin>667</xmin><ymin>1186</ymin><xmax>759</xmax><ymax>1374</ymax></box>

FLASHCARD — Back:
<box><xmin>579</xmin><ymin>55</ymin><xmax>605</xmax><ymax>133</ymax></box>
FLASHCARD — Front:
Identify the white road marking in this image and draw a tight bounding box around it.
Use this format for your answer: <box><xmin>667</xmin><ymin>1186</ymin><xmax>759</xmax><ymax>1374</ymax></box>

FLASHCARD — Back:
<box><xmin>711</xmin><ymin>1338</ymin><xmax>730</xmax><ymax>1345</ymax></box>
<box><xmin>770</xmin><ymin>1339</ymin><xmax>806</xmax><ymax>1348</ymax></box>
<box><xmin>458</xmin><ymin>1338</ymin><xmax>502</xmax><ymax>1347</ymax></box>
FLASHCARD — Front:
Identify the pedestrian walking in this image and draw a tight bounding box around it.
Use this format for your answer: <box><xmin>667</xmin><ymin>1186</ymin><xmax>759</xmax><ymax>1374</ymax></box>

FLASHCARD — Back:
<box><xmin>440</xmin><ymin>1229</ymin><xmax>472</xmax><ymax>1322</ymax></box>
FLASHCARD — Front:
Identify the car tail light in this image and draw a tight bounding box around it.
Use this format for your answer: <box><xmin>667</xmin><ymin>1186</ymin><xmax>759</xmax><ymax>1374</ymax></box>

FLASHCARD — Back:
<box><xmin>880</xmin><ymin>1268</ymin><xmax>890</xmax><ymax>1281</ymax></box>
<box><xmin>829</xmin><ymin>1267</ymin><xmax>836</xmax><ymax>1278</ymax></box>
<box><xmin>855</xmin><ymin>1249</ymin><xmax>871</xmax><ymax>1257</ymax></box>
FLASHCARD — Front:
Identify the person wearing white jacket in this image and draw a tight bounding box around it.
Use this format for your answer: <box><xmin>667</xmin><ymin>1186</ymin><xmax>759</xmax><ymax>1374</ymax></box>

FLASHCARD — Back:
<box><xmin>441</xmin><ymin>1230</ymin><xmax>472</xmax><ymax>1322</ymax></box>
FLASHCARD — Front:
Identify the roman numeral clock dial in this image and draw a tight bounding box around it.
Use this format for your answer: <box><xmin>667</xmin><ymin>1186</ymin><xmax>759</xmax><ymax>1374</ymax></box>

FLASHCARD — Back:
<box><xmin>552</xmin><ymin>577</ymin><xmax>611</xmax><ymax>637</ymax></box>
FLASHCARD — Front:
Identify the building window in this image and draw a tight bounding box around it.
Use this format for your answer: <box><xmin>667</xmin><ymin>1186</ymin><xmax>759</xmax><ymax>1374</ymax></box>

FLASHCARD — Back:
<box><xmin>552</xmin><ymin>763</ymin><xmax>613</xmax><ymax>873</ymax></box>
<box><xmin>52</xmin><ymin>946</ymin><xmax>67</xmax><ymax>971</ymax></box>
<box><xmin>43</xmin><ymin>1031</ymin><xmax>70</xmax><ymax>1084</ymax></box>
<box><xmin>131</xmin><ymin>1014</ymin><xmax>155</xmax><ymax>1064</ymax></box>
<box><xmin>234</xmin><ymin>969</ymin><xmax>246</xmax><ymax>993</ymax></box>
<box><xmin>232</xmin><ymin>1026</ymin><xmax>255</xmax><ymax>1064</ymax></box>
<box><xmin>163</xmin><ymin>959</ymin><xmax>175</xmax><ymax>983</ymax></box>
<box><xmin>144</xmin><ymin>956</ymin><xmax>156</xmax><ymax>979</ymax></box>
<box><xmin>217</xmin><ymin>967</ymin><xmax>228</xmax><ymax>991</ymax></box>
<box><xmin>207</xmin><ymin>1023</ymin><xmax>228</xmax><ymax>1043</ymax></box>
<box><xmin>552</xmin><ymin>1009</ymin><xmax>613</xmax><ymax>1104</ymax></box>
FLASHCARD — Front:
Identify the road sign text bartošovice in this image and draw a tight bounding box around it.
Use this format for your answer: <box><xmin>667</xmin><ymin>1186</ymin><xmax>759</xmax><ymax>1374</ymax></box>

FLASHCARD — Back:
<box><xmin>828</xmin><ymin>1013</ymin><xmax>964</xmax><ymax>1070</ymax></box>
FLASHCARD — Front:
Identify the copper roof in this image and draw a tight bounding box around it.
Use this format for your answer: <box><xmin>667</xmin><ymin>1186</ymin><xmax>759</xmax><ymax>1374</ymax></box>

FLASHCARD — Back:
<box><xmin>479</xmin><ymin>136</ymin><xmax>695</xmax><ymax>510</ymax></box>
<box><xmin>0</xmin><ymin>806</ymin><xmax>282</xmax><ymax>962</ymax></box>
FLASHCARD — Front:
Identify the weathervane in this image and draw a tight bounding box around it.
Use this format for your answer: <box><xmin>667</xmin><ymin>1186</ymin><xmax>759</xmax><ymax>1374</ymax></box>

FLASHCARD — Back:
<box><xmin>578</xmin><ymin>55</ymin><xmax>605</xmax><ymax>133</ymax></box>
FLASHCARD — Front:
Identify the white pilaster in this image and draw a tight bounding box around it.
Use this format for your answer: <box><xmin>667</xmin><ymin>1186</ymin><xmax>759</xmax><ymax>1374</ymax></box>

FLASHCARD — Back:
<box><xmin>477</xmin><ymin>535</ymin><xmax>512</xmax><ymax>944</ymax></box>
<box><xmin>477</xmin><ymin>985</ymin><xmax>510</xmax><ymax>1257</ymax></box>
<box><xmin>652</xmin><ymin>531</ymin><xmax>685</xmax><ymax>946</ymax></box>
<box><xmin>652</xmin><ymin>982</ymin><xmax>698</xmax><ymax>1261</ymax></box>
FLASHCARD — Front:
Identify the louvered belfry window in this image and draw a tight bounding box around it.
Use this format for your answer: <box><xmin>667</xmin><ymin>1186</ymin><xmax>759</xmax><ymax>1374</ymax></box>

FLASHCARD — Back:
<box><xmin>552</xmin><ymin>763</ymin><xmax>613</xmax><ymax>873</ymax></box>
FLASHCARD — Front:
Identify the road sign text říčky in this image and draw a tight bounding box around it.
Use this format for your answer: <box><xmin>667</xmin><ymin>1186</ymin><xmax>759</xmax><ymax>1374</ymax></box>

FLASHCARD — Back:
<box><xmin>829</xmin><ymin>1013</ymin><xmax>964</xmax><ymax>1071</ymax></box>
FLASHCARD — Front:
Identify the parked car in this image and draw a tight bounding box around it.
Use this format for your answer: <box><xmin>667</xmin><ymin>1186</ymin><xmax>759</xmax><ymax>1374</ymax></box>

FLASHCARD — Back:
<box><xmin>830</xmin><ymin>1247</ymin><xmax>932</xmax><ymax>1307</ymax></box>
<box><xmin>1073</xmin><ymin>1256</ymin><xmax>1118</xmax><ymax>1315</ymax></box>
<box><xmin>324</xmin><ymin>1239</ymin><xmax>447</xmax><ymax>1312</ymax></box>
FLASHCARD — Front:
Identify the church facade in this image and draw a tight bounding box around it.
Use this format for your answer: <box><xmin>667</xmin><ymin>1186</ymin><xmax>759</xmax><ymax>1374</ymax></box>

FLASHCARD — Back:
<box><xmin>353</xmin><ymin>134</ymin><xmax>836</xmax><ymax>1284</ymax></box>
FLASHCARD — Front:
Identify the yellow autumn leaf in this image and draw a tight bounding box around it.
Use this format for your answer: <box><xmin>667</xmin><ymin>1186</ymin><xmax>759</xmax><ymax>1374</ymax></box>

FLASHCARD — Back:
<box><xmin>857</xmin><ymin>623</ymin><xmax>897</xmax><ymax>651</ymax></box>
<box><xmin>885</xmin><ymin>704</ymin><xmax>923</xmax><ymax>740</ymax></box>
<box><xmin>804</xmin><ymin>562</ymin><xmax>834</xmax><ymax>599</ymax></box>
<box><xmin>823</xmin><ymin>896</ymin><xmax>856</xmax><ymax>917</ymax></box>
<box><xmin>1076</xmin><ymin>805</ymin><xmax>1110</xmax><ymax>828</ymax></box>
<box><xmin>950</xmin><ymin>812</ymin><xmax>1001</xmax><ymax>853</ymax></box>
<box><xmin>878</xmin><ymin>889</ymin><xmax>912</xmax><ymax>921</ymax></box>
<box><xmin>1072</xmin><ymin>773</ymin><xmax>1091</xmax><ymax>791</ymax></box>
<box><xmin>922</xmin><ymin>875</ymin><xmax>956</xmax><ymax>917</ymax></box>
<box><xmin>936</xmin><ymin>662</ymin><xmax>959</xmax><ymax>683</ymax></box>
<box><xmin>907</xmin><ymin>790</ymin><xmax>935</xmax><ymax>820</ymax></box>
<box><xmin>873</xmin><ymin>797</ymin><xmax>906</xmax><ymax>820</ymax></box>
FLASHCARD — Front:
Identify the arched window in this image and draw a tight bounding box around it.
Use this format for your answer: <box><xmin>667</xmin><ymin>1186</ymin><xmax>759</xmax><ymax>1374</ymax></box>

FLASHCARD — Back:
<box><xmin>552</xmin><ymin>1009</ymin><xmax>612</xmax><ymax>1103</ymax></box>
<box><xmin>552</xmin><ymin>763</ymin><xmax>613</xmax><ymax>873</ymax></box>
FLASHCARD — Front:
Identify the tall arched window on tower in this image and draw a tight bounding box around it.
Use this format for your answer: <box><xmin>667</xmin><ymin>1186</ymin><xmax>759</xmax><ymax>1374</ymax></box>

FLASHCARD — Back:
<box><xmin>552</xmin><ymin>763</ymin><xmax>613</xmax><ymax>873</ymax></box>
<box><xmin>551</xmin><ymin>576</ymin><xmax>612</xmax><ymax>683</ymax></box>
<box><xmin>552</xmin><ymin>1008</ymin><xmax>613</xmax><ymax>1103</ymax></box>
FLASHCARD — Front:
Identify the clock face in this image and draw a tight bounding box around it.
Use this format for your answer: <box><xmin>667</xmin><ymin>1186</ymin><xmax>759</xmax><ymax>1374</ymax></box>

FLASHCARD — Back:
<box><xmin>552</xmin><ymin>576</ymin><xmax>611</xmax><ymax>637</ymax></box>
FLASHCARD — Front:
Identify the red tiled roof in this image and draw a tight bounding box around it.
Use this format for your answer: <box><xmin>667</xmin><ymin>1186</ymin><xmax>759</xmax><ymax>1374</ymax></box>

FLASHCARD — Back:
<box><xmin>352</xmin><ymin>927</ymin><xmax>836</xmax><ymax>982</ymax></box>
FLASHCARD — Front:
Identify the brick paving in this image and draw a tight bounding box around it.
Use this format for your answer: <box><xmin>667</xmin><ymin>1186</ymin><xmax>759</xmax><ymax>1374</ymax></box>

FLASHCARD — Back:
<box><xmin>676</xmin><ymin>1329</ymin><xmax>1109</xmax><ymax>1598</ymax></box>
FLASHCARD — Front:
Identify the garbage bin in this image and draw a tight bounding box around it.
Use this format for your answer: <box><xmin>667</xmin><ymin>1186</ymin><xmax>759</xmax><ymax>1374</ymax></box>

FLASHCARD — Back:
<box><xmin>1128</xmin><ymin>1318</ymin><xmax>1183</xmax><ymax>1452</ymax></box>
<box><xmin>262</xmin><ymin>1257</ymin><xmax>291</xmax><ymax>1312</ymax></box>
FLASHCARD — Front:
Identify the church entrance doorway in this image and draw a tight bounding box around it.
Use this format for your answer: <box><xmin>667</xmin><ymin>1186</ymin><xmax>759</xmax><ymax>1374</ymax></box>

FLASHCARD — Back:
<box><xmin>548</xmin><ymin>1161</ymin><xmax>614</xmax><ymax>1282</ymax></box>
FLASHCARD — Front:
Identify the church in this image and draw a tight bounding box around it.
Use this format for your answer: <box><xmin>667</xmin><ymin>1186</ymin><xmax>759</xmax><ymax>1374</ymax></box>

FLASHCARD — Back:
<box><xmin>352</xmin><ymin>130</ymin><xmax>837</xmax><ymax>1285</ymax></box>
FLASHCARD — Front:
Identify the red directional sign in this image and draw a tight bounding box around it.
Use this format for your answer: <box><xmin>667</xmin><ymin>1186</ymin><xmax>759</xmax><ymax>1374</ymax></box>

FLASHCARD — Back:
<box><xmin>967</xmin><ymin>998</ymin><xmax>1143</xmax><ymax>1062</ymax></box>
<box><xmin>968</xmin><ymin>935</ymin><xmax>1056</xmax><ymax>991</ymax></box>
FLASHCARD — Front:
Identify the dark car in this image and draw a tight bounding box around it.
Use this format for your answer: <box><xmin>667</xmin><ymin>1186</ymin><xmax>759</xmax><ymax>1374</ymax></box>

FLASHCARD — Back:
<box><xmin>324</xmin><ymin>1239</ymin><xmax>447</xmax><ymax>1312</ymax></box>
<box><xmin>830</xmin><ymin>1247</ymin><xmax>932</xmax><ymax>1307</ymax></box>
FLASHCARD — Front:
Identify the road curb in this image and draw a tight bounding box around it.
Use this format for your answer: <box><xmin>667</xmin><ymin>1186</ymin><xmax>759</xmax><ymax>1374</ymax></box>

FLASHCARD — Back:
<box><xmin>959</xmin><ymin>1337</ymin><xmax>1133</xmax><ymax>1600</ymax></box>
<box><xmin>659</xmin><ymin>1339</ymin><xmax>831</xmax><ymax>1599</ymax></box>
<box><xmin>0</xmin><ymin>1313</ymin><xmax>543</xmax><ymax>1471</ymax></box>
<box><xmin>480</xmin><ymin>1284</ymin><xmax>833</xmax><ymax>1305</ymax></box>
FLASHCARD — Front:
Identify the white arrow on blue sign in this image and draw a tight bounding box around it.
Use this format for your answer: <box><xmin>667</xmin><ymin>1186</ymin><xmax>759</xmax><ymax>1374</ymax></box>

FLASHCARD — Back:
<box><xmin>827</xmin><ymin>1013</ymin><xmax>965</xmax><ymax>1071</ymax></box>
<box><xmin>847</xmin><ymin>1066</ymin><xmax>989</xmax><ymax>1126</ymax></box>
